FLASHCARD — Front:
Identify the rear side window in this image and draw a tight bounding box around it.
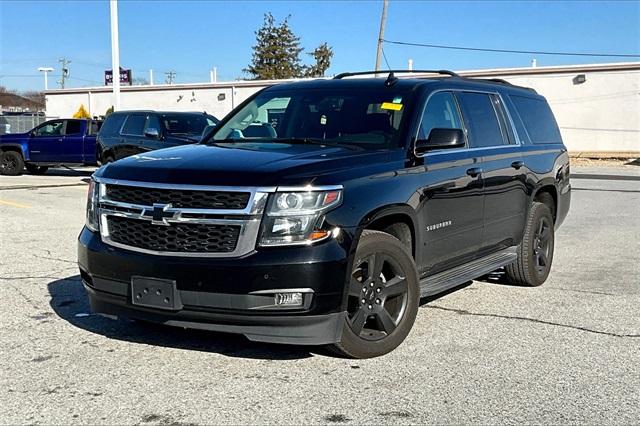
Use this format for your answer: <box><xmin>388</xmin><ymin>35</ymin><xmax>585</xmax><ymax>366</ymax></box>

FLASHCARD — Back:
<box><xmin>99</xmin><ymin>114</ymin><xmax>126</xmax><ymax>136</ymax></box>
<box><xmin>510</xmin><ymin>95</ymin><xmax>561</xmax><ymax>144</ymax></box>
<box><xmin>121</xmin><ymin>114</ymin><xmax>146</xmax><ymax>135</ymax></box>
<box><xmin>456</xmin><ymin>92</ymin><xmax>506</xmax><ymax>148</ymax></box>
<box><xmin>418</xmin><ymin>92</ymin><xmax>464</xmax><ymax>140</ymax></box>
<box><xmin>65</xmin><ymin>120</ymin><xmax>82</xmax><ymax>135</ymax></box>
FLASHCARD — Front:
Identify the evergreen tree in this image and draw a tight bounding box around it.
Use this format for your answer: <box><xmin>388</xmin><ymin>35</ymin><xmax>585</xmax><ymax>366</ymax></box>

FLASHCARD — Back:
<box><xmin>244</xmin><ymin>13</ymin><xmax>304</xmax><ymax>80</ymax></box>
<box><xmin>304</xmin><ymin>43</ymin><xmax>334</xmax><ymax>78</ymax></box>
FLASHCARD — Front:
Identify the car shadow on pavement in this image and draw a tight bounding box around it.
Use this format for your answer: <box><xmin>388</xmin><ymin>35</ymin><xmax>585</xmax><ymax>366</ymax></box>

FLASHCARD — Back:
<box><xmin>43</xmin><ymin>167</ymin><xmax>96</xmax><ymax>177</ymax></box>
<box><xmin>47</xmin><ymin>275</ymin><xmax>317</xmax><ymax>360</ymax></box>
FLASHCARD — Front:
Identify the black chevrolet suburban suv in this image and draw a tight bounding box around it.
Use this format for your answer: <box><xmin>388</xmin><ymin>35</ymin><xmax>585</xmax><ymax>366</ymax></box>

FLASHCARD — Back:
<box><xmin>79</xmin><ymin>70</ymin><xmax>571</xmax><ymax>358</ymax></box>
<box><xmin>96</xmin><ymin>110</ymin><xmax>219</xmax><ymax>164</ymax></box>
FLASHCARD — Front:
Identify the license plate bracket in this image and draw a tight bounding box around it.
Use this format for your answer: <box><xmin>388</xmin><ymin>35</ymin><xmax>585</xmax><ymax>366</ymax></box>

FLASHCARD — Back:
<box><xmin>131</xmin><ymin>276</ymin><xmax>183</xmax><ymax>310</ymax></box>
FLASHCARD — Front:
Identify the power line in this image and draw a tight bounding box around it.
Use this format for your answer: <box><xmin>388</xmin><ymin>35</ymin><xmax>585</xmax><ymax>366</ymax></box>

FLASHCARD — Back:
<box><xmin>382</xmin><ymin>39</ymin><xmax>640</xmax><ymax>58</ymax></box>
<box><xmin>381</xmin><ymin>48</ymin><xmax>391</xmax><ymax>70</ymax></box>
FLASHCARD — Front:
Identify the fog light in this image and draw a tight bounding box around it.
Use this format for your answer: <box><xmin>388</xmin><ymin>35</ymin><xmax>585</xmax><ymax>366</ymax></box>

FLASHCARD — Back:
<box><xmin>274</xmin><ymin>292</ymin><xmax>303</xmax><ymax>306</ymax></box>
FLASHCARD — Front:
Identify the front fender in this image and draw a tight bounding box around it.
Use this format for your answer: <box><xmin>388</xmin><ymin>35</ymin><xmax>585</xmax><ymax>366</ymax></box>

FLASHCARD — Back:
<box><xmin>0</xmin><ymin>142</ymin><xmax>29</xmax><ymax>160</ymax></box>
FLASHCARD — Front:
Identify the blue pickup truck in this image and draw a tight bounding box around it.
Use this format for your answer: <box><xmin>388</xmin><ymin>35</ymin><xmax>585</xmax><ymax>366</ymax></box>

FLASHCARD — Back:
<box><xmin>0</xmin><ymin>118</ymin><xmax>102</xmax><ymax>175</ymax></box>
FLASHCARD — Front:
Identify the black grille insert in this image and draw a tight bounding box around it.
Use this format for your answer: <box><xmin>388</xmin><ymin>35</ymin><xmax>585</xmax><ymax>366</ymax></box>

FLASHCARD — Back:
<box><xmin>107</xmin><ymin>216</ymin><xmax>240</xmax><ymax>253</ymax></box>
<box><xmin>106</xmin><ymin>184</ymin><xmax>250</xmax><ymax>209</ymax></box>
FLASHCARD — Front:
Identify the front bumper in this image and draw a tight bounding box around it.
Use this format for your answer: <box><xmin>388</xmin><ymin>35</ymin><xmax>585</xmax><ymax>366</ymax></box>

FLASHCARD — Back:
<box><xmin>78</xmin><ymin>227</ymin><xmax>354</xmax><ymax>345</ymax></box>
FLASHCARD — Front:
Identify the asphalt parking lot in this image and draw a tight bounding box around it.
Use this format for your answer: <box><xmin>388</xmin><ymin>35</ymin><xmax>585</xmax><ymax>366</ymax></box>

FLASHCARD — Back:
<box><xmin>1</xmin><ymin>165</ymin><xmax>639</xmax><ymax>425</ymax></box>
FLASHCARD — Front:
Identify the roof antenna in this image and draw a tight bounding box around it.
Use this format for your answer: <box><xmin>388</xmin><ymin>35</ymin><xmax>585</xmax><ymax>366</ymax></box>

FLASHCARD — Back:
<box><xmin>385</xmin><ymin>71</ymin><xmax>398</xmax><ymax>87</ymax></box>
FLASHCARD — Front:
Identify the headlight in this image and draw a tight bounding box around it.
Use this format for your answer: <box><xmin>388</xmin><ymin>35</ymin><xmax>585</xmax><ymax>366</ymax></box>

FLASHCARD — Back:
<box><xmin>259</xmin><ymin>188</ymin><xmax>342</xmax><ymax>246</ymax></box>
<box><xmin>85</xmin><ymin>178</ymin><xmax>100</xmax><ymax>232</ymax></box>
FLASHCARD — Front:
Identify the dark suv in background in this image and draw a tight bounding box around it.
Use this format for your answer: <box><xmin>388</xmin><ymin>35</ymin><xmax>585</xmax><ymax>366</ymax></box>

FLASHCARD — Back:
<box><xmin>79</xmin><ymin>70</ymin><xmax>570</xmax><ymax>358</ymax></box>
<box><xmin>96</xmin><ymin>111</ymin><xmax>219</xmax><ymax>164</ymax></box>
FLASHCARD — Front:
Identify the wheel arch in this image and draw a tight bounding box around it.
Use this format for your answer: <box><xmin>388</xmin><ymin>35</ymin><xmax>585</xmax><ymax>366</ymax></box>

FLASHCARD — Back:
<box><xmin>531</xmin><ymin>182</ymin><xmax>558</xmax><ymax>223</ymax></box>
<box><xmin>0</xmin><ymin>143</ymin><xmax>28</xmax><ymax>161</ymax></box>
<box><xmin>354</xmin><ymin>204</ymin><xmax>419</xmax><ymax>260</ymax></box>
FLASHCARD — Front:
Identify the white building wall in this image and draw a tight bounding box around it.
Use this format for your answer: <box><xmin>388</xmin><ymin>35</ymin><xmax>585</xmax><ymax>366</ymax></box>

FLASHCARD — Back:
<box><xmin>45</xmin><ymin>64</ymin><xmax>640</xmax><ymax>153</ymax></box>
<box><xmin>500</xmin><ymin>70</ymin><xmax>640</xmax><ymax>153</ymax></box>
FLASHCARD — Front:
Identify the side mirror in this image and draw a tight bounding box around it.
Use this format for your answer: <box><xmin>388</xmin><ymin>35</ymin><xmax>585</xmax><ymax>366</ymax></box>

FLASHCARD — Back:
<box><xmin>144</xmin><ymin>128</ymin><xmax>160</xmax><ymax>139</ymax></box>
<box><xmin>415</xmin><ymin>128</ymin><xmax>465</xmax><ymax>154</ymax></box>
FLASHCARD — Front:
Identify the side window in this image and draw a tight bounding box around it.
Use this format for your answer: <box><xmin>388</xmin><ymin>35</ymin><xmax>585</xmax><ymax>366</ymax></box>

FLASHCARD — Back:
<box><xmin>99</xmin><ymin>114</ymin><xmax>126</xmax><ymax>136</ymax></box>
<box><xmin>510</xmin><ymin>95</ymin><xmax>562</xmax><ymax>144</ymax></box>
<box><xmin>64</xmin><ymin>120</ymin><xmax>83</xmax><ymax>135</ymax></box>
<box><xmin>145</xmin><ymin>115</ymin><xmax>162</xmax><ymax>132</ymax></box>
<box><xmin>418</xmin><ymin>92</ymin><xmax>463</xmax><ymax>140</ymax></box>
<box><xmin>456</xmin><ymin>92</ymin><xmax>506</xmax><ymax>148</ymax></box>
<box><xmin>33</xmin><ymin>120</ymin><xmax>64</xmax><ymax>137</ymax></box>
<box><xmin>121</xmin><ymin>114</ymin><xmax>146</xmax><ymax>136</ymax></box>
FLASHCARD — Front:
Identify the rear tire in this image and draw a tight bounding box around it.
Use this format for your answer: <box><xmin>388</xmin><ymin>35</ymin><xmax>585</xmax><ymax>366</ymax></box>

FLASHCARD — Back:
<box><xmin>0</xmin><ymin>151</ymin><xmax>24</xmax><ymax>176</ymax></box>
<box><xmin>506</xmin><ymin>202</ymin><xmax>555</xmax><ymax>287</ymax></box>
<box><xmin>328</xmin><ymin>230</ymin><xmax>419</xmax><ymax>358</ymax></box>
<box><xmin>25</xmin><ymin>164</ymin><xmax>48</xmax><ymax>175</ymax></box>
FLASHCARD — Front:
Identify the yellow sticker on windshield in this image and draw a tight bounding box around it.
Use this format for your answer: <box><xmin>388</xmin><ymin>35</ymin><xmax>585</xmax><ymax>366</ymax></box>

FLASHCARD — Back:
<box><xmin>381</xmin><ymin>102</ymin><xmax>403</xmax><ymax>111</ymax></box>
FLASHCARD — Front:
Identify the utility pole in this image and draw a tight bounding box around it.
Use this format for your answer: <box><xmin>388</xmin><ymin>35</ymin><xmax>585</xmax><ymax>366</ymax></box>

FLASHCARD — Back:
<box><xmin>149</xmin><ymin>69</ymin><xmax>154</xmax><ymax>85</ymax></box>
<box><xmin>165</xmin><ymin>71</ymin><xmax>176</xmax><ymax>85</ymax></box>
<box><xmin>110</xmin><ymin>0</ymin><xmax>121</xmax><ymax>110</ymax></box>
<box><xmin>37</xmin><ymin>67</ymin><xmax>54</xmax><ymax>90</ymax></box>
<box><xmin>375</xmin><ymin>0</ymin><xmax>389</xmax><ymax>72</ymax></box>
<box><xmin>58</xmin><ymin>58</ymin><xmax>71</xmax><ymax>89</ymax></box>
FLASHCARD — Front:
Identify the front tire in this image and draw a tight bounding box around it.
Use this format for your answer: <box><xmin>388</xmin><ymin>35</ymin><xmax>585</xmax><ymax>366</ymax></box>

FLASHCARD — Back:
<box><xmin>328</xmin><ymin>230</ymin><xmax>419</xmax><ymax>358</ymax></box>
<box><xmin>506</xmin><ymin>202</ymin><xmax>555</xmax><ymax>287</ymax></box>
<box><xmin>25</xmin><ymin>164</ymin><xmax>48</xmax><ymax>175</ymax></box>
<box><xmin>0</xmin><ymin>151</ymin><xmax>24</xmax><ymax>176</ymax></box>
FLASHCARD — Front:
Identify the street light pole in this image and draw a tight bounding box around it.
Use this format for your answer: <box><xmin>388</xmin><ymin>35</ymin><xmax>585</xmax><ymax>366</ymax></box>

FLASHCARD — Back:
<box><xmin>110</xmin><ymin>0</ymin><xmax>121</xmax><ymax>110</ymax></box>
<box><xmin>37</xmin><ymin>67</ymin><xmax>54</xmax><ymax>90</ymax></box>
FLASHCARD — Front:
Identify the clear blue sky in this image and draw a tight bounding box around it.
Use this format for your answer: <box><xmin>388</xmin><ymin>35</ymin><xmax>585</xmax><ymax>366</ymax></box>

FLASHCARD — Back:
<box><xmin>1</xmin><ymin>0</ymin><xmax>639</xmax><ymax>91</ymax></box>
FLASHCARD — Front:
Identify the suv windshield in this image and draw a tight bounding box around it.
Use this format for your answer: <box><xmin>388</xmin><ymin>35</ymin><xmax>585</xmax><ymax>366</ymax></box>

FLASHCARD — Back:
<box><xmin>212</xmin><ymin>88</ymin><xmax>412</xmax><ymax>149</ymax></box>
<box><xmin>161</xmin><ymin>114</ymin><xmax>218</xmax><ymax>137</ymax></box>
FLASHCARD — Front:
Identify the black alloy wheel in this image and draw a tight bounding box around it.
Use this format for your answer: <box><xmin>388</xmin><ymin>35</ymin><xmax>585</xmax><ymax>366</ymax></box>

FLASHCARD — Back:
<box><xmin>25</xmin><ymin>164</ymin><xmax>49</xmax><ymax>175</ymax></box>
<box><xmin>328</xmin><ymin>230</ymin><xmax>419</xmax><ymax>358</ymax></box>
<box><xmin>0</xmin><ymin>151</ymin><xmax>24</xmax><ymax>176</ymax></box>
<box><xmin>348</xmin><ymin>252</ymin><xmax>409</xmax><ymax>340</ymax></box>
<box><xmin>532</xmin><ymin>216</ymin><xmax>552</xmax><ymax>276</ymax></box>
<box><xmin>505</xmin><ymin>202</ymin><xmax>555</xmax><ymax>287</ymax></box>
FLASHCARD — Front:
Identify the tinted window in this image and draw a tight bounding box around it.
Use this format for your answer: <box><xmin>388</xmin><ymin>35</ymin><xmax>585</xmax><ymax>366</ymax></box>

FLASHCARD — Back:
<box><xmin>161</xmin><ymin>114</ymin><xmax>211</xmax><ymax>137</ymax></box>
<box><xmin>65</xmin><ymin>120</ymin><xmax>82</xmax><ymax>135</ymax></box>
<box><xmin>99</xmin><ymin>114</ymin><xmax>126</xmax><ymax>136</ymax></box>
<box><xmin>34</xmin><ymin>120</ymin><xmax>64</xmax><ymax>136</ymax></box>
<box><xmin>213</xmin><ymin>88</ymin><xmax>413</xmax><ymax>150</ymax></box>
<box><xmin>510</xmin><ymin>95</ymin><xmax>562</xmax><ymax>144</ymax></box>
<box><xmin>456</xmin><ymin>92</ymin><xmax>506</xmax><ymax>148</ymax></box>
<box><xmin>418</xmin><ymin>92</ymin><xmax>463</xmax><ymax>140</ymax></box>
<box><xmin>89</xmin><ymin>120</ymin><xmax>102</xmax><ymax>135</ymax></box>
<box><xmin>121</xmin><ymin>114</ymin><xmax>146</xmax><ymax>135</ymax></box>
<box><xmin>145</xmin><ymin>115</ymin><xmax>162</xmax><ymax>132</ymax></box>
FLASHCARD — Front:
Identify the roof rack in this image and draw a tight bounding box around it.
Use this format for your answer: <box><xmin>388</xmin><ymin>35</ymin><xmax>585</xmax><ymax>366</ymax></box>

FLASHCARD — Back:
<box><xmin>476</xmin><ymin>77</ymin><xmax>537</xmax><ymax>93</ymax></box>
<box><xmin>333</xmin><ymin>69</ymin><xmax>460</xmax><ymax>79</ymax></box>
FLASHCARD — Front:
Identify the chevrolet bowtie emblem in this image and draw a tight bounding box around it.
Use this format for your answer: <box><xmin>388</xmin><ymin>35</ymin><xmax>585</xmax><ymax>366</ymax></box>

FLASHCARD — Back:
<box><xmin>147</xmin><ymin>203</ymin><xmax>176</xmax><ymax>226</ymax></box>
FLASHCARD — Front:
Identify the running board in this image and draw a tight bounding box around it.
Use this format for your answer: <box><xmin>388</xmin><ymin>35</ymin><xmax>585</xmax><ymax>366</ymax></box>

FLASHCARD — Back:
<box><xmin>419</xmin><ymin>247</ymin><xmax>517</xmax><ymax>298</ymax></box>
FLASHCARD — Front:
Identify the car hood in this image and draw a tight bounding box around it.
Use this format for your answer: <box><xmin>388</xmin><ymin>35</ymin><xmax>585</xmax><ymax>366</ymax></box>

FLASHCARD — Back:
<box><xmin>96</xmin><ymin>142</ymin><xmax>394</xmax><ymax>187</ymax></box>
<box><xmin>0</xmin><ymin>132</ymin><xmax>29</xmax><ymax>142</ymax></box>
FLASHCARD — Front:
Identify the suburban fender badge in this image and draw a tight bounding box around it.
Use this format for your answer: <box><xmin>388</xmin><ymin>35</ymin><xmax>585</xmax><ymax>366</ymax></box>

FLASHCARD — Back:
<box><xmin>426</xmin><ymin>220</ymin><xmax>452</xmax><ymax>232</ymax></box>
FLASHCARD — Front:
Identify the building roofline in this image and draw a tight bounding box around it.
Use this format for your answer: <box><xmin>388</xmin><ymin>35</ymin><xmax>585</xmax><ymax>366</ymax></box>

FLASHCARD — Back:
<box><xmin>44</xmin><ymin>61</ymin><xmax>640</xmax><ymax>95</ymax></box>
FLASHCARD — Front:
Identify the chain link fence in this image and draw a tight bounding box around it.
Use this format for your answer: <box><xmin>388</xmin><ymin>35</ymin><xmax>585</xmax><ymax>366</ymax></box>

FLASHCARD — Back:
<box><xmin>0</xmin><ymin>115</ymin><xmax>57</xmax><ymax>135</ymax></box>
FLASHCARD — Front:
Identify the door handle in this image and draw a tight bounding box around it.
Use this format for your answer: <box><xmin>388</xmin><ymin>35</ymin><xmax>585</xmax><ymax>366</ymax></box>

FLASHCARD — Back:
<box><xmin>511</xmin><ymin>160</ymin><xmax>524</xmax><ymax>169</ymax></box>
<box><xmin>466</xmin><ymin>167</ymin><xmax>482</xmax><ymax>177</ymax></box>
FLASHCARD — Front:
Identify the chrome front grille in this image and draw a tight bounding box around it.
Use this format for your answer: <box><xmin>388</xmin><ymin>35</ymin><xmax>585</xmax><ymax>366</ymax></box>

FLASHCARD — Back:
<box><xmin>96</xmin><ymin>178</ymin><xmax>274</xmax><ymax>257</ymax></box>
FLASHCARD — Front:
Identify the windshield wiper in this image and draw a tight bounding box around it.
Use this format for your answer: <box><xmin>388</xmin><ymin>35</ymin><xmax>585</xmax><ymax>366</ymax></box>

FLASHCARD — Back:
<box><xmin>276</xmin><ymin>138</ymin><xmax>363</xmax><ymax>151</ymax></box>
<box><xmin>170</xmin><ymin>134</ymin><xmax>200</xmax><ymax>142</ymax></box>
